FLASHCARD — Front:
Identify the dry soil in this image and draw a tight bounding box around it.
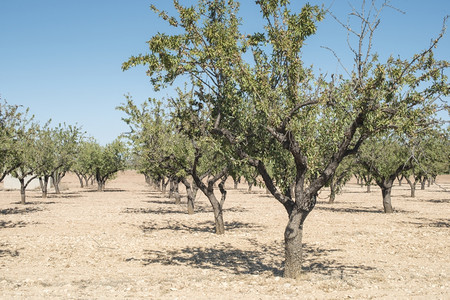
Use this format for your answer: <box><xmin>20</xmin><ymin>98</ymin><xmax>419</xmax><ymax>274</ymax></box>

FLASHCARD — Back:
<box><xmin>0</xmin><ymin>171</ymin><xmax>449</xmax><ymax>299</ymax></box>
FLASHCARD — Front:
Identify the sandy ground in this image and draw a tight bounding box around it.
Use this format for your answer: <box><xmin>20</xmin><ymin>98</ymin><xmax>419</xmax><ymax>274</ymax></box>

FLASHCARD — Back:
<box><xmin>0</xmin><ymin>171</ymin><xmax>449</xmax><ymax>299</ymax></box>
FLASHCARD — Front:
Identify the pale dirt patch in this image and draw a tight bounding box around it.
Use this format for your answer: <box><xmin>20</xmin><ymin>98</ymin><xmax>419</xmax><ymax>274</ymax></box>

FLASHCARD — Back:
<box><xmin>0</xmin><ymin>171</ymin><xmax>449</xmax><ymax>299</ymax></box>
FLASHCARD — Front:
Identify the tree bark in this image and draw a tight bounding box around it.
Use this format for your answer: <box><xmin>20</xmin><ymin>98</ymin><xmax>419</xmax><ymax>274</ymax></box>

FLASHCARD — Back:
<box><xmin>284</xmin><ymin>208</ymin><xmax>309</xmax><ymax>279</ymax></box>
<box><xmin>381</xmin><ymin>185</ymin><xmax>394</xmax><ymax>213</ymax></box>
<box><xmin>75</xmin><ymin>173</ymin><xmax>84</xmax><ymax>188</ymax></box>
<box><xmin>161</xmin><ymin>177</ymin><xmax>169</xmax><ymax>194</ymax></box>
<box><xmin>169</xmin><ymin>178</ymin><xmax>174</xmax><ymax>199</ymax></box>
<box><xmin>97</xmin><ymin>179</ymin><xmax>105</xmax><ymax>191</ymax></box>
<box><xmin>404</xmin><ymin>177</ymin><xmax>416</xmax><ymax>198</ymax></box>
<box><xmin>39</xmin><ymin>176</ymin><xmax>50</xmax><ymax>198</ymax></box>
<box><xmin>174</xmin><ymin>180</ymin><xmax>181</xmax><ymax>205</ymax></box>
<box><xmin>19</xmin><ymin>178</ymin><xmax>26</xmax><ymax>205</ymax></box>
<box><xmin>420</xmin><ymin>178</ymin><xmax>426</xmax><ymax>190</ymax></box>
<box><xmin>329</xmin><ymin>183</ymin><xmax>336</xmax><ymax>203</ymax></box>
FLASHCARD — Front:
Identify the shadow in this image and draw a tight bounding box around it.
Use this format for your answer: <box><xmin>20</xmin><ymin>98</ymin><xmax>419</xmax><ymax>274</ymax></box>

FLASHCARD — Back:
<box><xmin>134</xmin><ymin>242</ymin><xmax>283</xmax><ymax>276</ymax></box>
<box><xmin>0</xmin><ymin>248</ymin><xmax>19</xmax><ymax>258</ymax></box>
<box><xmin>315</xmin><ymin>205</ymin><xmax>411</xmax><ymax>214</ymax></box>
<box><xmin>85</xmin><ymin>188</ymin><xmax>127</xmax><ymax>193</ymax></box>
<box><xmin>139</xmin><ymin>220</ymin><xmax>263</xmax><ymax>234</ymax></box>
<box><xmin>315</xmin><ymin>206</ymin><xmax>384</xmax><ymax>214</ymax></box>
<box><xmin>144</xmin><ymin>199</ymin><xmax>184</xmax><ymax>205</ymax></box>
<box><xmin>0</xmin><ymin>207</ymin><xmax>44</xmax><ymax>215</ymax></box>
<box><xmin>302</xmin><ymin>244</ymin><xmax>375</xmax><ymax>276</ymax></box>
<box><xmin>123</xmin><ymin>207</ymin><xmax>189</xmax><ymax>215</ymax></box>
<box><xmin>409</xmin><ymin>217</ymin><xmax>450</xmax><ymax>228</ymax></box>
<box><xmin>12</xmin><ymin>201</ymin><xmax>57</xmax><ymax>205</ymax></box>
<box><xmin>0</xmin><ymin>220</ymin><xmax>28</xmax><ymax>229</ymax></box>
<box><xmin>412</xmin><ymin>198</ymin><xmax>450</xmax><ymax>204</ymax></box>
<box><xmin>131</xmin><ymin>241</ymin><xmax>375</xmax><ymax>277</ymax></box>
<box><xmin>224</xmin><ymin>207</ymin><xmax>248</xmax><ymax>213</ymax></box>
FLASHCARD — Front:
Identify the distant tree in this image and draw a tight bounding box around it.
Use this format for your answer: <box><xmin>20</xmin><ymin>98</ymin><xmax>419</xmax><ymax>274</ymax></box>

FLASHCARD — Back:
<box><xmin>71</xmin><ymin>138</ymin><xmax>98</xmax><ymax>188</ymax></box>
<box><xmin>34</xmin><ymin>122</ymin><xmax>81</xmax><ymax>197</ymax></box>
<box><xmin>357</xmin><ymin>134</ymin><xmax>413</xmax><ymax>212</ymax></box>
<box><xmin>9</xmin><ymin>122</ymin><xmax>39</xmax><ymax>204</ymax></box>
<box><xmin>92</xmin><ymin>139</ymin><xmax>128</xmax><ymax>191</ymax></box>
<box><xmin>0</xmin><ymin>99</ymin><xmax>32</xmax><ymax>182</ymax></box>
<box><xmin>327</xmin><ymin>157</ymin><xmax>354</xmax><ymax>203</ymax></box>
<box><xmin>402</xmin><ymin>128</ymin><xmax>449</xmax><ymax>196</ymax></box>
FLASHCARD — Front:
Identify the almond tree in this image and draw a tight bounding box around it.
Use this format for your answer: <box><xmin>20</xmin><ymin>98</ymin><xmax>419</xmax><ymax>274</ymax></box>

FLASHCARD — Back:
<box><xmin>34</xmin><ymin>122</ymin><xmax>81</xmax><ymax>197</ymax></box>
<box><xmin>123</xmin><ymin>0</ymin><xmax>449</xmax><ymax>278</ymax></box>
<box><xmin>9</xmin><ymin>122</ymin><xmax>40</xmax><ymax>204</ymax></box>
<box><xmin>93</xmin><ymin>139</ymin><xmax>128</xmax><ymax>191</ymax></box>
<box><xmin>0</xmin><ymin>99</ymin><xmax>32</xmax><ymax>182</ymax></box>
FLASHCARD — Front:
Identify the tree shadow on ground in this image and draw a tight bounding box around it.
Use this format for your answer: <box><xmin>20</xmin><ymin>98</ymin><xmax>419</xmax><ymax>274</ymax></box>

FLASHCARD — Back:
<box><xmin>0</xmin><ymin>220</ymin><xmax>28</xmax><ymax>229</ymax></box>
<box><xmin>302</xmin><ymin>244</ymin><xmax>375</xmax><ymax>276</ymax></box>
<box><xmin>0</xmin><ymin>243</ymin><xmax>19</xmax><ymax>257</ymax></box>
<box><xmin>408</xmin><ymin>217</ymin><xmax>450</xmax><ymax>228</ymax></box>
<box><xmin>139</xmin><ymin>220</ymin><xmax>264</xmax><ymax>234</ymax></box>
<box><xmin>315</xmin><ymin>206</ymin><xmax>411</xmax><ymax>214</ymax></box>
<box><xmin>0</xmin><ymin>207</ymin><xmax>44</xmax><ymax>215</ymax></box>
<box><xmin>137</xmin><ymin>242</ymin><xmax>283</xmax><ymax>276</ymax></box>
<box><xmin>12</xmin><ymin>200</ymin><xmax>57</xmax><ymax>205</ymax></box>
<box><xmin>134</xmin><ymin>241</ymin><xmax>375</xmax><ymax>277</ymax></box>
<box><xmin>409</xmin><ymin>198</ymin><xmax>450</xmax><ymax>204</ymax></box>
<box><xmin>315</xmin><ymin>206</ymin><xmax>384</xmax><ymax>214</ymax></box>
<box><xmin>144</xmin><ymin>199</ymin><xmax>188</xmax><ymax>205</ymax></box>
<box><xmin>123</xmin><ymin>207</ymin><xmax>200</xmax><ymax>215</ymax></box>
<box><xmin>84</xmin><ymin>188</ymin><xmax>127</xmax><ymax>193</ymax></box>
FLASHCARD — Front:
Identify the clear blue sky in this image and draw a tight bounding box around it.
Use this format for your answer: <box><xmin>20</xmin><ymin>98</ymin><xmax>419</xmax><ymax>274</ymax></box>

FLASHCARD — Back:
<box><xmin>1</xmin><ymin>0</ymin><xmax>448</xmax><ymax>145</ymax></box>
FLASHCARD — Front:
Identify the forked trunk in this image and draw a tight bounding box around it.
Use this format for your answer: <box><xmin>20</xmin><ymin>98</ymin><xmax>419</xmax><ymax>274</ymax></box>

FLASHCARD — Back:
<box><xmin>284</xmin><ymin>208</ymin><xmax>309</xmax><ymax>278</ymax></box>
<box><xmin>75</xmin><ymin>173</ymin><xmax>84</xmax><ymax>188</ymax></box>
<box><xmin>405</xmin><ymin>177</ymin><xmax>416</xmax><ymax>198</ymax></box>
<box><xmin>40</xmin><ymin>176</ymin><xmax>50</xmax><ymax>198</ymax></box>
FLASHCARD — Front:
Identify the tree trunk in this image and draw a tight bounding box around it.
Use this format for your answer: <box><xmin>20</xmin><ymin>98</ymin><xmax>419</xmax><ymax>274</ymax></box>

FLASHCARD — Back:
<box><xmin>405</xmin><ymin>177</ymin><xmax>416</xmax><ymax>198</ymax></box>
<box><xmin>19</xmin><ymin>178</ymin><xmax>26</xmax><ymax>205</ymax></box>
<box><xmin>420</xmin><ymin>179</ymin><xmax>426</xmax><ymax>190</ymax></box>
<box><xmin>366</xmin><ymin>184</ymin><xmax>371</xmax><ymax>193</ymax></box>
<box><xmin>206</xmin><ymin>191</ymin><xmax>225</xmax><ymax>234</ymax></box>
<box><xmin>329</xmin><ymin>183</ymin><xmax>336</xmax><ymax>204</ymax></box>
<box><xmin>381</xmin><ymin>186</ymin><xmax>394</xmax><ymax>213</ymax></box>
<box><xmin>182</xmin><ymin>178</ymin><xmax>198</xmax><ymax>215</ymax></box>
<box><xmin>161</xmin><ymin>178</ymin><xmax>169</xmax><ymax>194</ymax></box>
<box><xmin>169</xmin><ymin>179</ymin><xmax>174</xmax><ymax>198</ymax></box>
<box><xmin>40</xmin><ymin>176</ymin><xmax>50</xmax><ymax>198</ymax></box>
<box><xmin>233</xmin><ymin>178</ymin><xmax>239</xmax><ymax>189</ymax></box>
<box><xmin>247</xmin><ymin>182</ymin><xmax>253</xmax><ymax>192</ymax></box>
<box><xmin>284</xmin><ymin>208</ymin><xmax>309</xmax><ymax>279</ymax></box>
<box><xmin>187</xmin><ymin>189</ymin><xmax>195</xmax><ymax>215</ymax></box>
<box><xmin>75</xmin><ymin>173</ymin><xmax>84</xmax><ymax>188</ymax></box>
<box><xmin>97</xmin><ymin>180</ymin><xmax>105</xmax><ymax>191</ymax></box>
<box><xmin>174</xmin><ymin>181</ymin><xmax>181</xmax><ymax>205</ymax></box>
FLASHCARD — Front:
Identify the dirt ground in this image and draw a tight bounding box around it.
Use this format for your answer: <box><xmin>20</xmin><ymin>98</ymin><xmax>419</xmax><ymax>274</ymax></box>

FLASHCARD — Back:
<box><xmin>0</xmin><ymin>171</ymin><xmax>449</xmax><ymax>299</ymax></box>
